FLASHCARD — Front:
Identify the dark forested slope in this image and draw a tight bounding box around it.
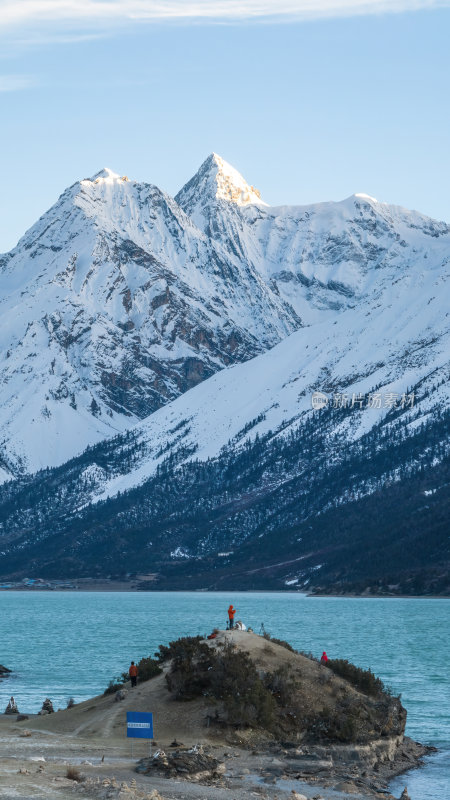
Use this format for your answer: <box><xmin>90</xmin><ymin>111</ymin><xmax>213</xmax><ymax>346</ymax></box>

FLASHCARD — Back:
<box><xmin>0</xmin><ymin>401</ymin><xmax>448</xmax><ymax>594</ymax></box>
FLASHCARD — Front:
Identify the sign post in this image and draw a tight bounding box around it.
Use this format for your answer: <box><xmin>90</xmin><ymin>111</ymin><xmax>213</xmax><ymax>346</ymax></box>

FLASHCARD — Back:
<box><xmin>126</xmin><ymin>711</ymin><xmax>154</xmax><ymax>759</ymax></box>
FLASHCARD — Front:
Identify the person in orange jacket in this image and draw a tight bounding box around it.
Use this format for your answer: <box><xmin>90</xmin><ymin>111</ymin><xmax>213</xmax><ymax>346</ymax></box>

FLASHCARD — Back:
<box><xmin>320</xmin><ymin>651</ymin><xmax>328</xmax><ymax>664</ymax></box>
<box><xmin>228</xmin><ymin>604</ymin><xmax>236</xmax><ymax>629</ymax></box>
<box><xmin>129</xmin><ymin>661</ymin><xmax>138</xmax><ymax>687</ymax></box>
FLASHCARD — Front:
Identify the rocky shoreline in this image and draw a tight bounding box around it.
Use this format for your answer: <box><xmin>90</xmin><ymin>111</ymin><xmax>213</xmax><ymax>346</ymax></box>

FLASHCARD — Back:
<box><xmin>132</xmin><ymin>735</ymin><xmax>434</xmax><ymax>798</ymax></box>
<box><xmin>0</xmin><ymin>713</ymin><xmax>434</xmax><ymax>800</ymax></box>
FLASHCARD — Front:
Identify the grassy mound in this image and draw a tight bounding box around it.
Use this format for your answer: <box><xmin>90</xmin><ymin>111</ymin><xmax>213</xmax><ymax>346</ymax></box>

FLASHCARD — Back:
<box><xmin>159</xmin><ymin>634</ymin><xmax>405</xmax><ymax>744</ymax></box>
<box><xmin>102</xmin><ymin>631</ymin><xmax>406</xmax><ymax>746</ymax></box>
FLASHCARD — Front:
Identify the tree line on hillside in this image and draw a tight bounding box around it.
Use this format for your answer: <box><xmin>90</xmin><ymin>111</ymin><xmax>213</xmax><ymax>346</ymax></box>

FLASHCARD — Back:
<box><xmin>0</xmin><ymin>401</ymin><xmax>448</xmax><ymax>594</ymax></box>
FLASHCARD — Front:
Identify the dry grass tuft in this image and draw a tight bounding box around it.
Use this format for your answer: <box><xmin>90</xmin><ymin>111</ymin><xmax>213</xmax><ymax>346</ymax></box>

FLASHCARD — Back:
<box><xmin>66</xmin><ymin>765</ymin><xmax>83</xmax><ymax>782</ymax></box>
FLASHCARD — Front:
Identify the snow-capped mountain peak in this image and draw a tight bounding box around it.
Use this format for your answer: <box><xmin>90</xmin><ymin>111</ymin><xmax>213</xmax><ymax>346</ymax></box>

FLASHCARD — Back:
<box><xmin>175</xmin><ymin>153</ymin><xmax>267</xmax><ymax>226</ymax></box>
<box><xmin>84</xmin><ymin>167</ymin><xmax>123</xmax><ymax>184</ymax></box>
<box><xmin>207</xmin><ymin>153</ymin><xmax>266</xmax><ymax>206</ymax></box>
<box><xmin>353</xmin><ymin>192</ymin><xmax>378</xmax><ymax>203</ymax></box>
<box><xmin>0</xmin><ymin>159</ymin><xmax>300</xmax><ymax>479</ymax></box>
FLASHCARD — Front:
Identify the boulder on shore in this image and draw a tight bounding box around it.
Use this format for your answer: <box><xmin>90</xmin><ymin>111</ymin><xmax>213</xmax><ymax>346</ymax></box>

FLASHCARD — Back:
<box><xmin>136</xmin><ymin>746</ymin><xmax>225</xmax><ymax>782</ymax></box>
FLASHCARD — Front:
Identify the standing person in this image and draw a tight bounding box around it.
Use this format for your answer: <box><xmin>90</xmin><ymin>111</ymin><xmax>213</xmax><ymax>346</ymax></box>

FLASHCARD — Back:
<box><xmin>129</xmin><ymin>661</ymin><xmax>138</xmax><ymax>687</ymax></box>
<box><xmin>320</xmin><ymin>651</ymin><xmax>328</xmax><ymax>664</ymax></box>
<box><xmin>228</xmin><ymin>604</ymin><xmax>236</xmax><ymax>629</ymax></box>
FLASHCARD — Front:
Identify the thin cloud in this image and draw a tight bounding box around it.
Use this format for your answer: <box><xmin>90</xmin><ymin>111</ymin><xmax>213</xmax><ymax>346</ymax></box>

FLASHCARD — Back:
<box><xmin>13</xmin><ymin>32</ymin><xmax>110</xmax><ymax>45</ymax></box>
<box><xmin>0</xmin><ymin>0</ymin><xmax>449</xmax><ymax>30</ymax></box>
<box><xmin>0</xmin><ymin>74</ymin><xmax>36</xmax><ymax>91</ymax></box>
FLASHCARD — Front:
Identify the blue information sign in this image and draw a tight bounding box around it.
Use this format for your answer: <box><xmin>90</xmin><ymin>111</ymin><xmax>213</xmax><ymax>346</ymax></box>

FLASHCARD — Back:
<box><xmin>126</xmin><ymin>711</ymin><xmax>154</xmax><ymax>739</ymax></box>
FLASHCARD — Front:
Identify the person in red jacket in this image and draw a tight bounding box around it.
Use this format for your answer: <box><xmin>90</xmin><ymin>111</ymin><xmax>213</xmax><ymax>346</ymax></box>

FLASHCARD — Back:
<box><xmin>320</xmin><ymin>651</ymin><xmax>328</xmax><ymax>664</ymax></box>
<box><xmin>228</xmin><ymin>604</ymin><xmax>236</xmax><ymax>629</ymax></box>
<box><xmin>129</xmin><ymin>661</ymin><xmax>138</xmax><ymax>687</ymax></box>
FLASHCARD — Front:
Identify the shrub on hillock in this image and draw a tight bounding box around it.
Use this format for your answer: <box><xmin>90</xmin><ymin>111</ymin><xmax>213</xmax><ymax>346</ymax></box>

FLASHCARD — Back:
<box><xmin>208</xmin><ymin>646</ymin><xmax>277</xmax><ymax>729</ymax></box>
<box><xmin>104</xmin><ymin>679</ymin><xmax>124</xmax><ymax>696</ymax></box>
<box><xmin>155</xmin><ymin>636</ymin><xmax>204</xmax><ymax>664</ymax></box>
<box><xmin>165</xmin><ymin>641</ymin><xmax>212</xmax><ymax>701</ymax></box>
<box><xmin>163</xmin><ymin>638</ymin><xmax>306</xmax><ymax>733</ymax></box>
<box><xmin>324</xmin><ymin>658</ymin><xmax>386</xmax><ymax>697</ymax></box>
<box><xmin>136</xmin><ymin>656</ymin><xmax>163</xmax><ymax>682</ymax></box>
<box><xmin>314</xmin><ymin>704</ymin><xmax>359</xmax><ymax>743</ymax></box>
<box><xmin>264</xmin><ymin>665</ymin><xmax>302</xmax><ymax>708</ymax></box>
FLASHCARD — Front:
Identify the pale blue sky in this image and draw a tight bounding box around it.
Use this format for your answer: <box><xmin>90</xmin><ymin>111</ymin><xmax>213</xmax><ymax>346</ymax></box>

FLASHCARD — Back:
<box><xmin>1</xmin><ymin>1</ymin><xmax>449</xmax><ymax>251</ymax></box>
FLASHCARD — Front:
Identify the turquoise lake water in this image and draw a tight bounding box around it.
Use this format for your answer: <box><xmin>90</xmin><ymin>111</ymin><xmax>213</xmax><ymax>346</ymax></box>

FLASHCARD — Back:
<box><xmin>0</xmin><ymin>592</ymin><xmax>448</xmax><ymax>799</ymax></box>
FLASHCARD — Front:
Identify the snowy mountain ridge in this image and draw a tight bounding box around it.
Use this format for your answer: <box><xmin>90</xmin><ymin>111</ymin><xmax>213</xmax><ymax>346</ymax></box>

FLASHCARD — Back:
<box><xmin>0</xmin><ymin>154</ymin><xmax>449</xmax><ymax>486</ymax></box>
<box><xmin>74</xmin><ymin>248</ymin><xmax>450</xmax><ymax>508</ymax></box>
<box><xmin>177</xmin><ymin>156</ymin><xmax>450</xmax><ymax>329</ymax></box>
<box><xmin>0</xmin><ymin>158</ymin><xmax>300</xmax><ymax>479</ymax></box>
